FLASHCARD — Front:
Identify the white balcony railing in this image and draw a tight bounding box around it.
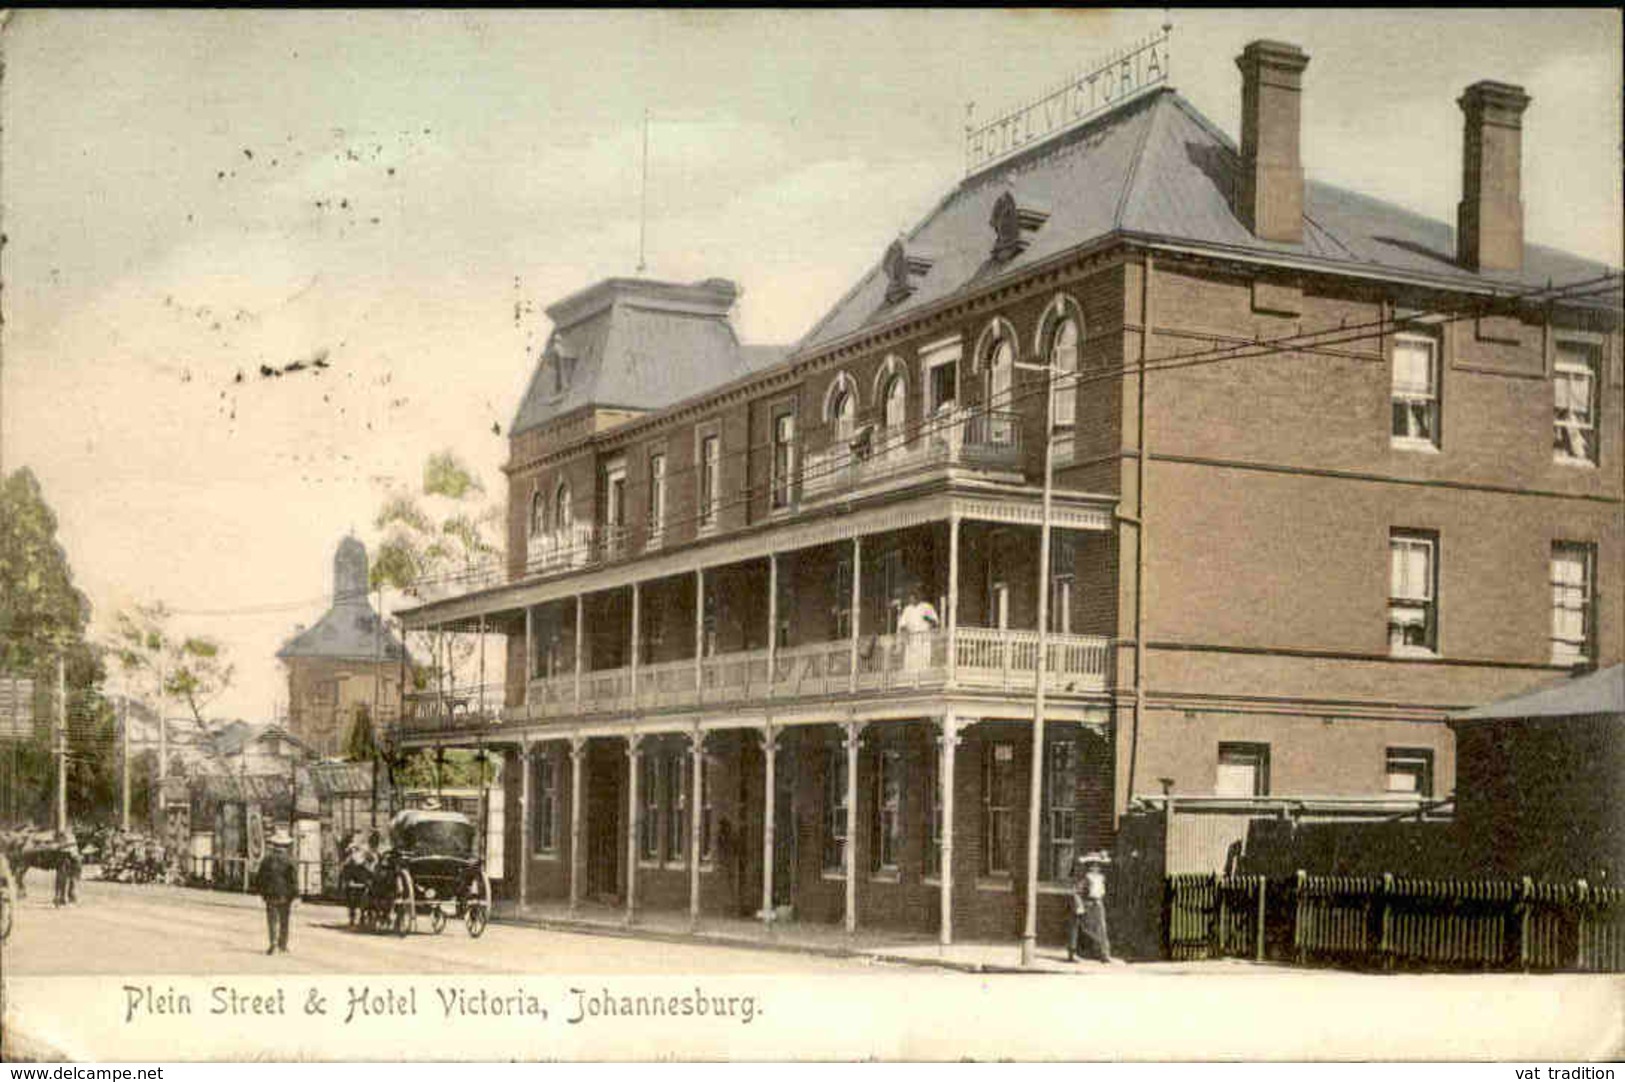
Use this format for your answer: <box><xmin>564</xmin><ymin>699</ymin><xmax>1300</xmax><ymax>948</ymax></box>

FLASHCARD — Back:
<box><xmin>524</xmin><ymin>523</ymin><xmax>596</xmax><ymax>577</ymax></box>
<box><xmin>801</xmin><ymin>410</ymin><xmax>1022</xmax><ymax>501</ymax></box>
<box><xmin>517</xmin><ymin>628</ymin><xmax>1108</xmax><ymax>720</ymax></box>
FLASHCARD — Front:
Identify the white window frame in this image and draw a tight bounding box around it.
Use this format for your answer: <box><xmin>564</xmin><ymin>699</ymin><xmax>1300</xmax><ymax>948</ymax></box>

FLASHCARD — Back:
<box><xmin>771</xmin><ymin>409</ymin><xmax>797</xmax><ymax>511</ymax></box>
<box><xmin>647</xmin><ymin>451</ymin><xmax>667</xmax><ymax>547</ymax></box>
<box><xmin>697</xmin><ymin>429</ymin><xmax>721</xmax><ymax>532</ymax></box>
<box><xmin>1554</xmin><ymin>340</ymin><xmax>1600</xmax><ymax>466</ymax></box>
<box><xmin>1040</xmin><ymin>737</ymin><xmax>1077</xmax><ymax>883</ymax></box>
<box><xmin>1384</xmin><ymin>747</ymin><xmax>1434</xmax><ymax>799</ymax></box>
<box><xmin>921</xmin><ymin>339</ymin><xmax>961</xmax><ymax>422</ymax></box>
<box><xmin>981</xmin><ymin>741</ymin><xmax>1016</xmax><ymax>876</ymax></box>
<box><xmin>1391</xmin><ymin>332</ymin><xmax>1440</xmax><ymax>451</ymax></box>
<box><xmin>872</xmin><ymin>747</ymin><xmax>903</xmax><ymax>875</ymax></box>
<box><xmin>1389</xmin><ymin>530</ymin><xmax>1438</xmax><ymax>657</ymax></box>
<box><xmin>1048</xmin><ymin>313</ymin><xmax>1080</xmax><ymax>430</ymax></box>
<box><xmin>1551</xmin><ymin>541</ymin><xmax>1596</xmax><ymax>666</ymax></box>
<box><xmin>822</xmin><ymin>745</ymin><xmax>849</xmax><ymax>875</ymax></box>
<box><xmin>1215</xmin><ymin>742</ymin><xmax>1270</xmax><ymax>798</ymax></box>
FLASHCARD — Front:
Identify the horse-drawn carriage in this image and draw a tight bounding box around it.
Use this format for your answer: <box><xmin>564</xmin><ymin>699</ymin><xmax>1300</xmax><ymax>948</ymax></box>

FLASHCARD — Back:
<box><xmin>345</xmin><ymin>808</ymin><xmax>491</xmax><ymax>938</ymax></box>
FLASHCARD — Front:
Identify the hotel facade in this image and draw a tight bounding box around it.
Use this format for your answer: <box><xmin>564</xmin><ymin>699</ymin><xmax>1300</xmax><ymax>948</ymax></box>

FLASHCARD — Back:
<box><xmin>396</xmin><ymin>38</ymin><xmax>1622</xmax><ymax>945</ymax></box>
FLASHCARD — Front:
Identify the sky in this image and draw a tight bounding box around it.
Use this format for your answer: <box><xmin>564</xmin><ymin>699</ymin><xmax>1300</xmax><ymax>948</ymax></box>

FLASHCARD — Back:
<box><xmin>2</xmin><ymin>9</ymin><xmax>1620</xmax><ymax>725</ymax></box>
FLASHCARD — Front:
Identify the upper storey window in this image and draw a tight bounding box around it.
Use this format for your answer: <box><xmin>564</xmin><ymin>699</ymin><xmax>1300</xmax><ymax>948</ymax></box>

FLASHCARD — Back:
<box><xmin>771</xmin><ymin>411</ymin><xmax>796</xmax><ymax>511</ymax></box>
<box><xmin>1554</xmin><ymin>340</ymin><xmax>1600</xmax><ymax>465</ymax></box>
<box><xmin>1388</xmin><ymin>529</ymin><xmax>1438</xmax><ymax>657</ymax></box>
<box><xmin>554</xmin><ymin>482</ymin><xmax>574</xmax><ymax>535</ymax></box>
<box><xmin>830</xmin><ymin>383</ymin><xmax>857</xmax><ymax>444</ymax></box>
<box><xmin>1391</xmin><ymin>333</ymin><xmax>1440</xmax><ymax>450</ymax></box>
<box><xmin>530</xmin><ymin>489</ymin><xmax>546</xmax><ymax>539</ymax></box>
<box><xmin>698</xmin><ymin>432</ymin><xmax>721</xmax><ymax>530</ymax></box>
<box><xmin>976</xmin><ymin>320</ymin><xmax>1017</xmax><ymax>443</ymax></box>
<box><xmin>1039</xmin><ymin>297</ymin><xmax>1082</xmax><ymax>430</ymax></box>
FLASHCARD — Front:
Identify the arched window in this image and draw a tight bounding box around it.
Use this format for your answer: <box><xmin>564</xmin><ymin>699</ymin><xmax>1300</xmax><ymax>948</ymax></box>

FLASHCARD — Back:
<box><xmin>553</xmin><ymin>482</ymin><xmax>573</xmax><ymax>536</ymax></box>
<box><xmin>883</xmin><ymin>373</ymin><xmax>907</xmax><ymax>432</ymax></box>
<box><xmin>831</xmin><ymin>385</ymin><xmax>856</xmax><ymax>443</ymax></box>
<box><xmin>530</xmin><ymin>489</ymin><xmax>546</xmax><ymax>538</ymax></box>
<box><xmin>1048</xmin><ymin>315</ymin><xmax>1079</xmax><ymax>428</ymax></box>
<box><xmin>977</xmin><ymin>320</ymin><xmax>1017</xmax><ymax>444</ymax></box>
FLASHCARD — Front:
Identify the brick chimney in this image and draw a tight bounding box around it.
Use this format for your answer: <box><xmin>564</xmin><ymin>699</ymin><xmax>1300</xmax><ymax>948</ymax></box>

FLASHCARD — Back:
<box><xmin>1235</xmin><ymin>40</ymin><xmax>1310</xmax><ymax>244</ymax></box>
<box><xmin>1456</xmin><ymin>80</ymin><xmax>1531</xmax><ymax>272</ymax></box>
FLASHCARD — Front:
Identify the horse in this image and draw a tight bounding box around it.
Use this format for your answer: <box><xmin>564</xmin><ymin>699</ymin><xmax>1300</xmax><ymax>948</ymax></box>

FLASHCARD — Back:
<box><xmin>13</xmin><ymin>847</ymin><xmax>77</xmax><ymax>902</ymax></box>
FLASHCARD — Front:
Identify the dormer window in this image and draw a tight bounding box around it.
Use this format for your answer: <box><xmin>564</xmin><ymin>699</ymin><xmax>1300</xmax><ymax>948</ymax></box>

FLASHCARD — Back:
<box><xmin>883</xmin><ymin>240</ymin><xmax>934</xmax><ymax>305</ymax></box>
<box><xmin>990</xmin><ymin>190</ymin><xmax>1049</xmax><ymax>262</ymax></box>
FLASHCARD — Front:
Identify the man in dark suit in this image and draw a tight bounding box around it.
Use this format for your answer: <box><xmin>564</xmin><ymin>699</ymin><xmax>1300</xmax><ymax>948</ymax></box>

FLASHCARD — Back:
<box><xmin>257</xmin><ymin>827</ymin><xmax>298</xmax><ymax>955</ymax></box>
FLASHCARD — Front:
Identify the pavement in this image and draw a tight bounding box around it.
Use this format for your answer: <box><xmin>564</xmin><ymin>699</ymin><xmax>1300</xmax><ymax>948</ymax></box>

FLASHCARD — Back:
<box><xmin>493</xmin><ymin>897</ymin><xmax>1145</xmax><ymax>975</ymax></box>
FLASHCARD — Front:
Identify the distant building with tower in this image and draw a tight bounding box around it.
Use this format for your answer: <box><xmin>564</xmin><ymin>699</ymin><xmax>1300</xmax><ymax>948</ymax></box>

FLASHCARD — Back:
<box><xmin>278</xmin><ymin>536</ymin><xmax>409</xmax><ymax>759</ymax></box>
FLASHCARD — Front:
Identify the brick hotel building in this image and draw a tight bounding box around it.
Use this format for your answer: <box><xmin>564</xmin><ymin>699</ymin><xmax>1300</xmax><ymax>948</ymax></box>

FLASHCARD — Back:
<box><xmin>394</xmin><ymin>39</ymin><xmax>1621</xmax><ymax>945</ymax></box>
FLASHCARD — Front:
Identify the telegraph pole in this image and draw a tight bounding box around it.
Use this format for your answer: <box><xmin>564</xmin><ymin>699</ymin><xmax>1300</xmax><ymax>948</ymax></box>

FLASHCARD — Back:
<box><xmin>156</xmin><ymin>652</ymin><xmax>167</xmax><ymax>783</ymax></box>
<box><xmin>120</xmin><ymin>693</ymin><xmax>131</xmax><ymax>831</ymax></box>
<box><xmin>55</xmin><ymin>654</ymin><xmax>67</xmax><ymax>835</ymax></box>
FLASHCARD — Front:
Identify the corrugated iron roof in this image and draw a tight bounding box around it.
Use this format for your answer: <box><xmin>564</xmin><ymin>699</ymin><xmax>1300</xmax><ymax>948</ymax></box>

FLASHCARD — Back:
<box><xmin>311</xmin><ymin>761</ymin><xmax>374</xmax><ymax>797</ymax></box>
<box><xmin>1453</xmin><ymin>664</ymin><xmax>1624</xmax><ymax>723</ymax></box>
<box><xmin>798</xmin><ymin>88</ymin><xmax>1616</xmax><ymax>354</ymax></box>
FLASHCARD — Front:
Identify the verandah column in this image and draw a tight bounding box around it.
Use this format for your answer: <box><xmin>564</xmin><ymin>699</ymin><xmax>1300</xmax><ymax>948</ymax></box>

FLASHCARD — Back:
<box><xmin>625</xmin><ymin>733</ymin><xmax>643</xmax><ymax>924</ymax></box>
<box><xmin>688</xmin><ymin>726</ymin><xmax>705</xmax><ymax>929</ymax></box>
<box><xmin>760</xmin><ymin>725</ymin><xmax>778</xmax><ymax>923</ymax></box>
<box><xmin>694</xmin><ymin>569</ymin><xmax>705</xmax><ymax>703</ymax></box>
<box><xmin>844</xmin><ymin>719</ymin><xmax>865</xmax><ymax>936</ymax></box>
<box><xmin>848</xmin><ymin>536</ymin><xmax>863</xmax><ymax>693</ymax></box>
<box><xmin>946</xmin><ymin>515</ymin><xmax>960</xmax><ymax>688</ymax></box>
<box><xmin>766</xmin><ymin>554</ymin><xmax>778</xmax><ymax>698</ymax></box>
<box><xmin>938</xmin><ymin>715</ymin><xmax>960</xmax><ymax>946</ymax></box>
<box><xmin>518</xmin><ymin>738</ymin><xmax>533</xmax><ymax>915</ymax></box>
<box><xmin>574</xmin><ymin>595</ymin><xmax>584</xmax><ymax>707</ymax></box>
<box><xmin>568</xmin><ymin>734</ymin><xmax>585</xmax><ymax>915</ymax></box>
<box><xmin>630</xmin><ymin>583</ymin><xmax>641</xmax><ymax>705</ymax></box>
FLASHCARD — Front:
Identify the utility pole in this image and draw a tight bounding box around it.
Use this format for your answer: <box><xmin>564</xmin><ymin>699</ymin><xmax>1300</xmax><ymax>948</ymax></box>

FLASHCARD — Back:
<box><xmin>119</xmin><ymin>693</ymin><xmax>131</xmax><ymax>831</ymax></box>
<box><xmin>1014</xmin><ymin>354</ymin><xmax>1060</xmax><ymax>968</ymax></box>
<box><xmin>55</xmin><ymin>654</ymin><xmax>67</xmax><ymax>835</ymax></box>
<box><xmin>156</xmin><ymin>652</ymin><xmax>167</xmax><ymax>782</ymax></box>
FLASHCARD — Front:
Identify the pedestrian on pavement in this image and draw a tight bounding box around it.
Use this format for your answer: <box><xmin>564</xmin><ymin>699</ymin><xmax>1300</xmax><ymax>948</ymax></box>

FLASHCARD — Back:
<box><xmin>52</xmin><ymin>831</ymin><xmax>81</xmax><ymax>907</ymax></box>
<box><xmin>257</xmin><ymin>826</ymin><xmax>298</xmax><ymax>955</ymax></box>
<box><xmin>1068</xmin><ymin>851</ymin><xmax>1117</xmax><ymax>963</ymax></box>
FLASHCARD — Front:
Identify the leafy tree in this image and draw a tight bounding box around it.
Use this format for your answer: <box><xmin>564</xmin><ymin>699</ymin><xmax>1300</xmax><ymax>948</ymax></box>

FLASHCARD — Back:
<box><xmin>109</xmin><ymin>601</ymin><xmax>236</xmax><ymax>728</ymax></box>
<box><xmin>0</xmin><ymin>468</ymin><xmax>107</xmax><ymax>826</ymax></box>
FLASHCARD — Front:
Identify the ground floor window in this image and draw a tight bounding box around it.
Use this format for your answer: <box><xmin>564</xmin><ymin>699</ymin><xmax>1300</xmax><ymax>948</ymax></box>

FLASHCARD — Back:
<box><xmin>981</xmin><ymin>741</ymin><xmax>1017</xmax><ymax>875</ymax></box>
<box><xmin>823</xmin><ymin>745</ymin><xmax>849</xmax><ymax>873</ymax></box>
<box><xmin>532</xmin><ymin>750</ymin><xmax>558</xmax><ymax>854</ymax></box>
<box><xmin>871</xmin><ymin>747</ymin><xmax>903</xmax><ymax>873</ymax></box>
<box><xmin>1216</xmin><ymin>742</ymin><xmax>1270</xmax><ymax>797</ymax></box>
<box><xmin>639</xmin><ymin>753</ymin><xmax>660</xmax><ymax>861</ymax></box>
<box><xmin>1384</xmin><ymin>747</ymin><xmax>1434</xmax><ymax>799</ymax></box>
<box><xmin>1040</xmin><ymin>738</ymin><xmax>1077</xmax><ymax>882</ymax></box>
<box><xmin>924</xmin><ymin>745</ymin><xmax>943</xmax><ymax>877</ymax></box>
<box><xmin>663</xmin><ymin>751</ymin><xmax>688</xmax><ymax>863</ymax></box>
<box><xmin>699</xmin><ymin>754</ymin><xmax>717</xmax><ymax>863</ymax></box>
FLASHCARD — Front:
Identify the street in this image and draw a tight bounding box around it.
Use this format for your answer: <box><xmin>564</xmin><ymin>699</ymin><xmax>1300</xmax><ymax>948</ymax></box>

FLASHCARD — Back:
<box><xmin>2</xmin><ymin>878</ymin><xmax>1621</xmax><ymax>1062</ymax></box>
<box><xmin>0</xmin><ymin>878</ymin><xmax>870</xmax><ymax>976</ymax></box>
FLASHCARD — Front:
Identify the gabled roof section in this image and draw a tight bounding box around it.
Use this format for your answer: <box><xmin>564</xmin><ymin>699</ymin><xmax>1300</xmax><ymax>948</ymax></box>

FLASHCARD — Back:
<box><xmin>277</xmin><ymin>598</ymin><xmax>406</xmax><ymax>664</ymax></box>
<box><xmin>1452</xmin><ymin>664</ymin><xmax>1624</xmax><ymax>724</ymax></box>
<box><xmin>798</xmin><ymin>87</ymin><xmax>1617</xmax><ymax>355</ymax></box>
<box><xmin>511</xmin><ymin>277</ymin><xmax>787</xmax><ymax>438</ymax></box>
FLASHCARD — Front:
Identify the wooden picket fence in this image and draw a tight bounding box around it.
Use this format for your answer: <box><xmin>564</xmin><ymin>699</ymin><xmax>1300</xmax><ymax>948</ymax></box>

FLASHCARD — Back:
<box><xmin>1164</xmin><ymin>872</ymin><xmax>1625</xmax><ymax>972</ymax></box>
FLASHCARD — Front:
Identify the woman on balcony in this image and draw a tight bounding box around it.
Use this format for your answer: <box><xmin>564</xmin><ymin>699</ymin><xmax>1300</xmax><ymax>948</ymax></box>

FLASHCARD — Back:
<box><xmin>897</xmin><ymin>584</ymin><xmax>940</xmax><ymax>673</ymax></box>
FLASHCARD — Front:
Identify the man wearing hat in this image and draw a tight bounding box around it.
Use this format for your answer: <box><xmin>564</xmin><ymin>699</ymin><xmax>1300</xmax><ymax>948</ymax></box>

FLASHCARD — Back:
<box><xmin>52</xmin><ymin>831</ymin><xmax>81</xmax><ymax>908</ymax></box>
<box><xmin>1068</xmin><ymin>851</ymin><xmax>1117</xmax><ymax>963</ymax></box>
<box><xmin>256</xmin><ymin>826</ymin><xmax>299</xmax><ymax>955</ymax></box>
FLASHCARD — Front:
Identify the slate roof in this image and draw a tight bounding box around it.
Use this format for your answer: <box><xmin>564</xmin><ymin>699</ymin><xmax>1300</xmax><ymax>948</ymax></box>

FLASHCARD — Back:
<box><xmin>1453</xmin><ymin>664</ymin><xmax>1624</xmax><ymax>724</ymax></box>
<box><xmin>799</xmin><ymin>87</ymin><xmax>1617</xmax><ymax>354</ymax></box>
<box><xmin>510</xmin><ymin>278</ymin><xmax>788</xmax><ymax>438</ymax></box>
<box><xmin>278</xmin><ymin>596</ymin><xmax>406</xmax><ymax>663</ymax></box>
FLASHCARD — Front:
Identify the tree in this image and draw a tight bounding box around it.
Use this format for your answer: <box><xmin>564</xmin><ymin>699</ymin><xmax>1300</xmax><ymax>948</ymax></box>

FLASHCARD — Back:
<box><xmin>0</xmin><ymin>468</ymin><xmax>107</xmax><ymax>825</ymax></box>
<box><xmin>370</xmin><ymin>449</ymin><xmax>504</xmax><ymax>691</ymax></box>
<box><xmin>109</xmin><ymin>601</ymin><xmax>236</xmax><ymax>727</ymax></box>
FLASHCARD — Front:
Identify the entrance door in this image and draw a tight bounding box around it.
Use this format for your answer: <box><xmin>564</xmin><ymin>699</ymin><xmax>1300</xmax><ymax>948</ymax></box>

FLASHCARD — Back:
<box><xmin>772</xmin><ymin>741</ymin><xmax>796</xmax><ymax>912</ymax></box>
<box><xmin>586</xmin><ymin>746</ymin><xmax>622</xmax><ymax>901</ymax></box>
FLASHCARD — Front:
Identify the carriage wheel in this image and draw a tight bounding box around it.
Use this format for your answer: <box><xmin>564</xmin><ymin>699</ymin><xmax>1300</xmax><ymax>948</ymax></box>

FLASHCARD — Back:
<box><xmin>393</xmin><ymin>869</ymin><xmax>416</xmax><ymax>937</ymax></box>
<box><xmin>465</xmin><ymin>869</ymin><xmax>491</xmax><ymax>938</ymax></box>
<box><xmin>430</xmin><ymin>906</ymin><xmax>447</xmax><ymax>935</ymax></box>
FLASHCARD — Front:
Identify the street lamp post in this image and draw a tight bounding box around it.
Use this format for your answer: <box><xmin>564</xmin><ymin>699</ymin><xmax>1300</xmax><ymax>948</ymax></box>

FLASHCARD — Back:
<box><xmin>1014</xmin><ymin>354</ymin><xmax>1060</xmax><ymax>967</ymax></box>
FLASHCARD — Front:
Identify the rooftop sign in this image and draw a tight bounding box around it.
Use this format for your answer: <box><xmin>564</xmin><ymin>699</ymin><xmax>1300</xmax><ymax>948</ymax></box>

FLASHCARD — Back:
<box><xmin>965</xmin><ymin>27</ymin><xmax>1171</xmax><ymax>177</ymax></box>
